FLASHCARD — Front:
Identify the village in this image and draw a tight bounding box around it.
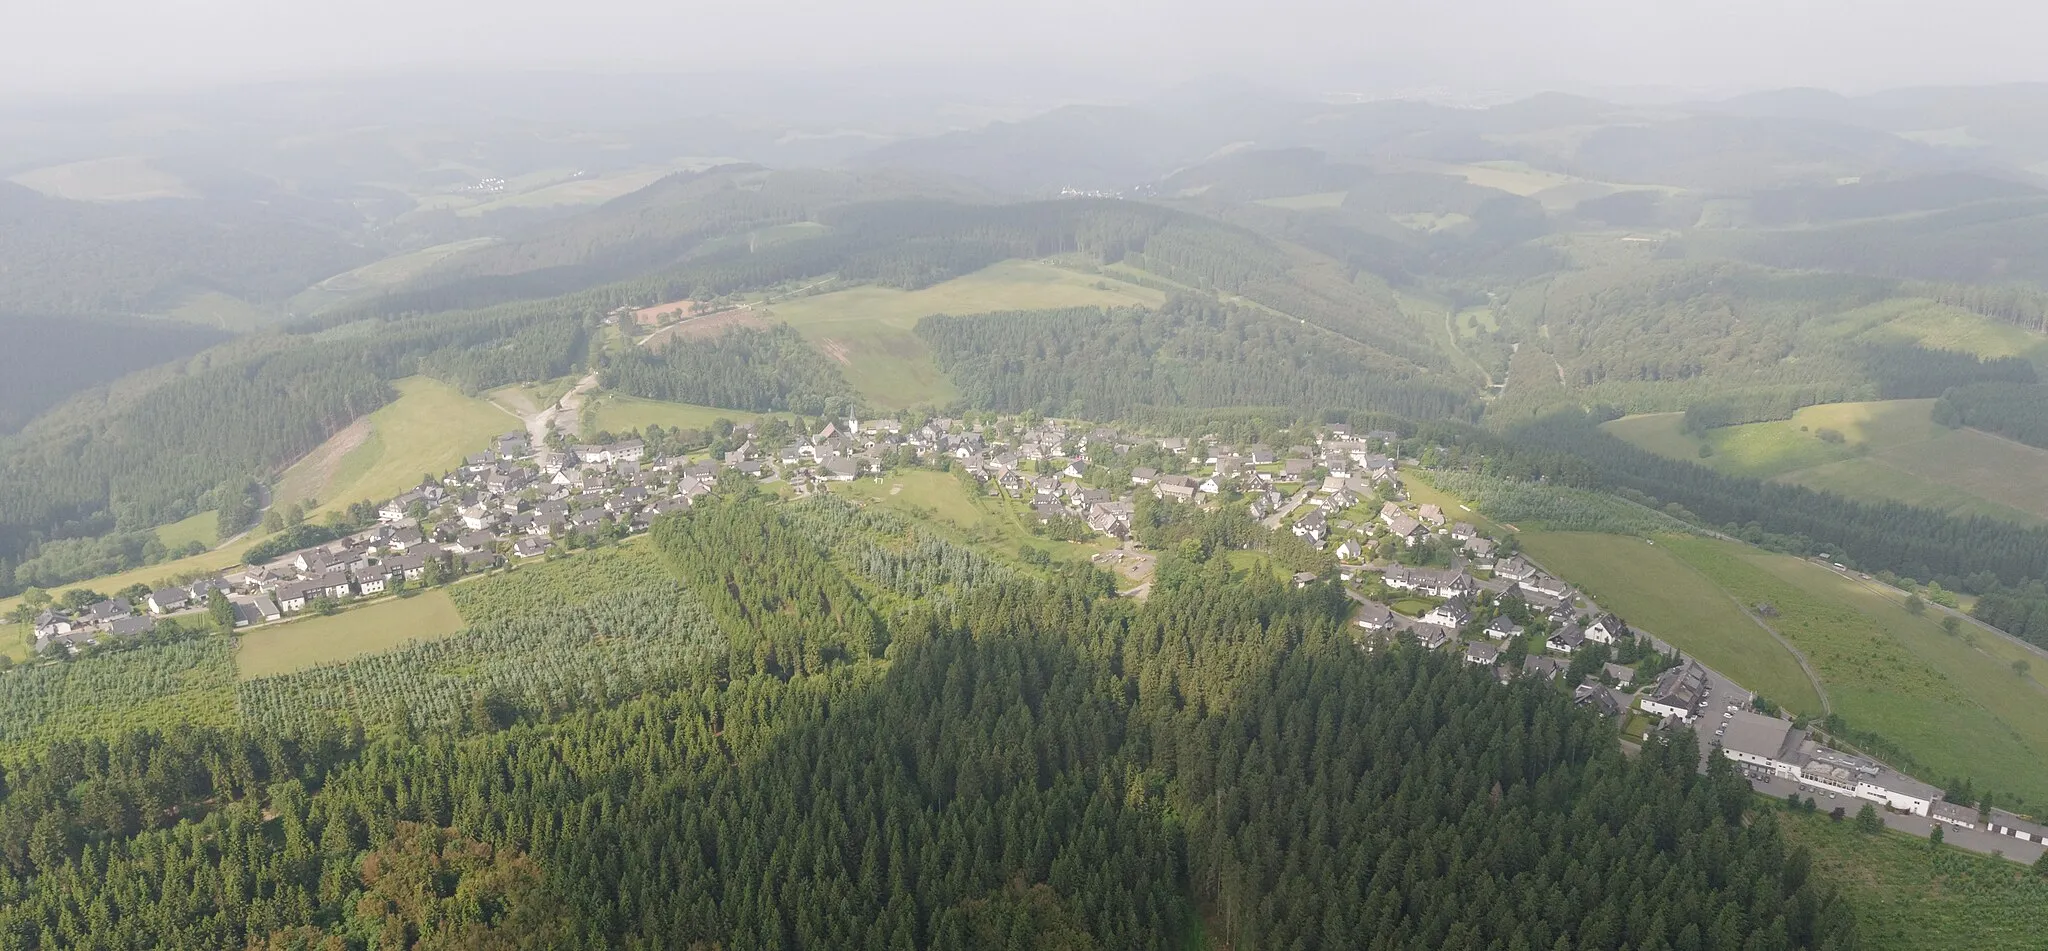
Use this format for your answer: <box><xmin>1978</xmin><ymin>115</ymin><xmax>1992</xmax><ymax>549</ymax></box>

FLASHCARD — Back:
<box><xmin>23</xmin><ymin>413</ymin><xmax>2048</xmax><ymax>861</ymax></box>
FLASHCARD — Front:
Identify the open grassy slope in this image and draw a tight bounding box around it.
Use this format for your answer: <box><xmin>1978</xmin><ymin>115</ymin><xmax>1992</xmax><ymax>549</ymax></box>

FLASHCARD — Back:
<box><xmin>274</xmin><ymin>376</ymin><xmax>516</xmax><ymax>519</ymax></box>
<box><xmin>1525</xmin><ymin>528</ymin><xmax>2048</xmax><ymax>806</ymax></box>
<box><xmin>288</xmin><ymin>237</ymin><xmax>498</xmax><ymax>314</ymax></box>
<box><xmin>766</xmin><ymin>260</ymin><xmax>1165</xmax><ymax>408</ymax></box>
<box><xmin>1604</xmin><ymin>401</ymin><xmax>2048</xmax><ymax>524</ymax></box>
<box><xmin>235</xmin><ymin>589</ymin><xmax>465</xmax><ymax>679</ymax></box>
<box><xmin>1520</xmin><ymin>532</ymin><xmax>1823</xmax><ymax>712</ymax></box>
<box><xmin>1781</xmin><ymin>808</ymin><xmax>2048</xmax><ymax>951</ymax></box>
<box><xmin>1662</xmin><ymin>535</ymin><xmax>2048</xmax><ymax>806</ymax></box>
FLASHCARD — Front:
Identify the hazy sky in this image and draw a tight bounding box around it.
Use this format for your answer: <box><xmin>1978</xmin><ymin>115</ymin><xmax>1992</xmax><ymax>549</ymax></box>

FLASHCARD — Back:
<box><xmin>6</xmin><ymin>0</ymin><xmax>2046</xmax><ymax>100</ymax></box>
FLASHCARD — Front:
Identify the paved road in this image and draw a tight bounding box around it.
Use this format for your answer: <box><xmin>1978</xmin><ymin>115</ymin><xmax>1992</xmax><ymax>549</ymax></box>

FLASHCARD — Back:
<box><xmin>1745</xmin><ymin>771</ymin><xmax>2045</xmax><ymax>865</ymax></box>
<box><xmin>1260</xmin><ymin>485</ymin><xmax>1316</xmax><ymax>530</ymax></box>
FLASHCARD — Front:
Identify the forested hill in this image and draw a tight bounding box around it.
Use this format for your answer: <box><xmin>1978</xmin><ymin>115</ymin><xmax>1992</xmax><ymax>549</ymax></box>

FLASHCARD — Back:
<box><xmin>0</xmin><ymin>497</ymin><xmax>1854</xmax><ymax>949</ymax></box>
<box><xmin>919</xmin><ymin>296</ymin><xmax>1478</xmax><ymax>421</ymax></box>
<box><xmin>0</xmin><ymin>183</ymin><xmax>376</xmax><ymax>317</ymax></box>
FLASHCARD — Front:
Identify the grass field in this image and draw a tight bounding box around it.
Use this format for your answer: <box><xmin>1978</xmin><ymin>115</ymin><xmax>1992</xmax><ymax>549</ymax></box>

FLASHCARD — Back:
<box><xmin>1846</xmin><ymin>298</ymin><xmax>2048</xmax><ymax>369</ymax></box>
<box><xmin>1781</xmin><ymin>808</ymin><xmax>2048</xmax><ymax>951</ymax></box>
<box><xmin>1604</xmin><ymin>401</ymin><xmax>2048</xmax><ymax>523</ymax></box>
<box><xmin>1254</xmin><ymin>191</ymin><xmax>1348</xmax><ymax>210</ymax></box>
<box><xmin>235</xmin><ymin>590</ymin><xmax>466</xmax><ymax>679</ymax></box>
<box><xmin>1524</xmin><ymin>528</ymin><xmax>2048</xmax><ymax>805</ymax></box>
<box><xmin>586</xmin><ymin>393</ymin><xmax>770</xmax><ymax>436</ymax></box>
<box><xmin>766</xmin><ymin>260</ymin><xmax>1165</xmax><ymax>408</ymax></box>
<box><xmin>455</xmin><ymin>166</ymin><xmax>682</xmax><ymax>217</ymax></box>
<box><xmin>8</xmin><ymin>156</ymin><xmax>196</xmax><ymax>201</ymax></box>
<box><xmin>289</xmin><ymin>237</ymin><xmax>498</xmax><ymax>314</ymax></box>
<box><xmin>1521</xmin><ymin>532</ymin><xmax>1823</xmax><ymax>712</ymax></box>
<box><xmin>154</xmin><ymin>510</ymin><xmax>219</xmax><ymax>551</ymax></box>
<box><xmin>827</xmin><ymin>469</ymin><xmax>1116</xmax><ymax>568</ymax></box>
<box><xmin>1660</xmin><ymin>536</ymin><xmax>2048</xmax><ymax>807</ymax></box>
<box><xmin>168</xmin><ymin>290</ymin><xmax>275</xmax><ymax>330</ymax></box>
<box><xmin>274</xmin><ymin>377</ymin><xmax>516</xmax><ymax>519</ymax></box>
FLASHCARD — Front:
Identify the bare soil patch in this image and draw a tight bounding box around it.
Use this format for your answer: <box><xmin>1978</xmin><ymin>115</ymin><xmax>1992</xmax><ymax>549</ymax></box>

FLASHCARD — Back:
<box><xmin>643</xmin><ymin>308</ymin><xmax>770</xmax><ymax>352</ymax></box>
<box><xmin>275</xmin><ymin>418</ymin><xmax>372</xmax><ymax>504</ymax></box>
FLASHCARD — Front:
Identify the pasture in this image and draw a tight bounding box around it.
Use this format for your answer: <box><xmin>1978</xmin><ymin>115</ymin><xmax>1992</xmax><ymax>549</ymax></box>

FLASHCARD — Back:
<box><xmin>1604</xmin><ymin>400</ymin><xmax>2048</xmax><ymax>523</ymax></box>
<box><xmin>587</xmin><ymin>393</ymin><xmax>769</xmax><ymax>436</ymax></box>
<box><xmin>1782</xmin><ymin>808</ymin><xmax>2048</xmax><ymax>951</ymax></box>
<box><xmin>1661</xmin><ymin>536</ymin><xmax>2048</xmax><ymax>808</ymax></box>
<box><xmin>1519</xmin><ymin>532</ymin><xmax>1823</xmax><ymax>712</ymax></box>
<box><xmin>1254</xmin><ymin>191</ymin><xmax>1348</xmax><ymax>210</ymax></box>
<box><xmin>154</xmin><ymin>510</ymin><xmax>220</xmax><ymax>551</ymax></box>
<box><xmin>274</xmin><ymin>376</ymin><xmax>515</xmax><ymax>519</ymax></box>
<box><xmin>235</xmin><ymin>590</ymin><xmax>466</xmax><ymax>679</ymax></box>
<box><xmin>8</xmin><ymin>156</ymin><xmax>196</xmax><ymax>201</ymax></box>
<box><xmin>766</xmin><ymin>260</ymin><xmax>1165</xmax><ymax>408</ymax></box>
<box><xmin>289</xmin><ymin>237</ymin><xmax>498</xmax><ymax>314</ymax></box>
<box><xmin>168</xmin><ymin>290</ymin><xmax>275</xmax><ymax>330</ymax></box>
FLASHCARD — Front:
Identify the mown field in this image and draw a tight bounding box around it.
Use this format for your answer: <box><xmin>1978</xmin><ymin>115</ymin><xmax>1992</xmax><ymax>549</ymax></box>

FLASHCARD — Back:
<box><xmin>234</xmin><ymin>589</ymin><xmax>466</xmax><ymax>679</ymax></box>
<box><xmin>586</xmin><ymin>392</ymin><xmax>769</xmax><ymax>436</ymax></box>
<box><xmin>1604</xmin><ymin>400</ymin><xmax>2048</xmax><ymax>524</ymax></box>
<box><xmin>1781</xmin><ymin>808</ymin><xmax>2048</xmax><ymax>951</ymax></box>
<box><xmin>767</xmin><ymin>259</ymin><xmax>1165</xmax><ymax>408</ymax></box>
<box><xmin>274</xmin><ymin>376</ymin><xmax>516</xmax><ymax>519</ymax></box>
<box><xmin>1519</xmin><ymin>532</ymin><xmax>1823</xmax><ymax>712</ymax></box>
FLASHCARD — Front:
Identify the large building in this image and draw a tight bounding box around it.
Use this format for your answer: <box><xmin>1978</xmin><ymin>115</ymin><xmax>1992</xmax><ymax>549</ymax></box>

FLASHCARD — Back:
<box><xmin>1717</xmin><ymin>710</ymin><xmax>1942</xmax><ymax>817</ymax></box>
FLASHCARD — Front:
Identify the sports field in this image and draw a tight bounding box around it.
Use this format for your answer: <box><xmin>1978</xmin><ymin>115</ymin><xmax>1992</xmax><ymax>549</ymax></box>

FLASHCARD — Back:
<box><xmin>235</xmin><ymin>590</ymin><xmax>466</xmax><ymax>679</ymax></box>
<box><xmin>1604</xmin><ymin>400</ymin><xmax>2048</xmax><ymax>524</ymax></box>
<box><xmin>274</xmin><ymin>377</ymin><xmax>516</xmax><ymax>519</ymax></box>
<box><xmin>766</xmin><ymin>260</ymin><xmax>1165</xmax><ymax>408</ymax></box>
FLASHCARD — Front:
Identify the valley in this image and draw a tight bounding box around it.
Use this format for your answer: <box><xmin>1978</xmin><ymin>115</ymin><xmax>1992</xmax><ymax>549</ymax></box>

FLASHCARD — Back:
<box><xmin>13</xmin><ymin>71</ymin><xmax>2048</xmax><ymax>949</ymax></box>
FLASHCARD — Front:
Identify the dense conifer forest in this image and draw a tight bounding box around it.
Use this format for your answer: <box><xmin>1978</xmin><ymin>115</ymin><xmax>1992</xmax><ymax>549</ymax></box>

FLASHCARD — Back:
<box><xmin>919</xmin><ymin>296</ymin><xmax>1476</xmax><ymax>421</ymax></box>
<box><xmin>0</xmin><ymin>498</ymin><xmax>1854</xmax><ymax>949</ymax></box>
<box><xmin>603</xmin><ymin>325</ymin><xmax>858</xmax><ymax>416</ymax></box>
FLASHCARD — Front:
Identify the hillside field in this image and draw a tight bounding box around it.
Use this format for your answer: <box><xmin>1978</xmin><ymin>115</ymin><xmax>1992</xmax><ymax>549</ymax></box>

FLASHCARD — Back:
<box><xmin>153</xmin><ymin>509</ymin><xmax>220</xmax><ymax>551</ymax></box>
<box><xmin>274</xmin><ymin>376</ymin><xmax>516</xmax><ymax>519</ymax></box>
<box><xmin>1519</xmin><ymin>532</ymin><xmax>1823</xmax><ymax>712</ymax></box>
<box><xmin>1527</xmin><ymin>530</ymin><xmax>2048</xmax><ymax>809</ymax></box>
<box><xmin>766</xmin><ymin>259</ymin><xmax>1165</xmax><ymax>408</ymax></box>
<box><xmin>1781</xmin><ymin>808</ymin><xmax>2048</xmax><ymax>951</ymax></box>
<box><xmin>235</xmin><ymin>590</ymin><xmax>465</xmax><ymax>679</ymax></box>
<box><xmin>288</xmin><ymin>237</ymin><xmax>498</xmax><ymax>314</ymax></box>
<box><xmin>586</xmin><ymin>392</ymin><xmax>770</xmax><ymax>436</ymax></box>
<box><xmin>826</xmin><ymin>468</ymin><xmax>1118</xmax><ymax>569</ymax></box>
<box><xmin>1603</xmin><ymin>401</ymin><xmax>2048</xmax><ymax>524</ymax></box>
<box><xmin>1664</xmin><ymin>535</ymin><xmax>2048</xmax><ymax>808</ymax></box>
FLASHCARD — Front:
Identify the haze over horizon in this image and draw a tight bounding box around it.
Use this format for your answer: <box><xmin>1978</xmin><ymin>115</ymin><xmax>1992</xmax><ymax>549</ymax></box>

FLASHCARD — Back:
<box><xmin>7</xmin><ymin>0</ymin><xmax>2047</xmax><ymax>104</ymax></box>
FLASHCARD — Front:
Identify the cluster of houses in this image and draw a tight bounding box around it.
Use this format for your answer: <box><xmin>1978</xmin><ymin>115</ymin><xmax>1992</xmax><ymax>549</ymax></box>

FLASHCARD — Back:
<box><xmin>1719</xmin><ymin>707</ymin><xmax>2048</xmax><ymax>846</ymax></box>
<box><xmin>29</xmin><ymin>419</ymin><xmax>929</xmax><ymax>650</ymax></box>
<box><xmin>30</xmin><ymin>597</ymin><xmax>160</xmax><ymax>652</ymax></box>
